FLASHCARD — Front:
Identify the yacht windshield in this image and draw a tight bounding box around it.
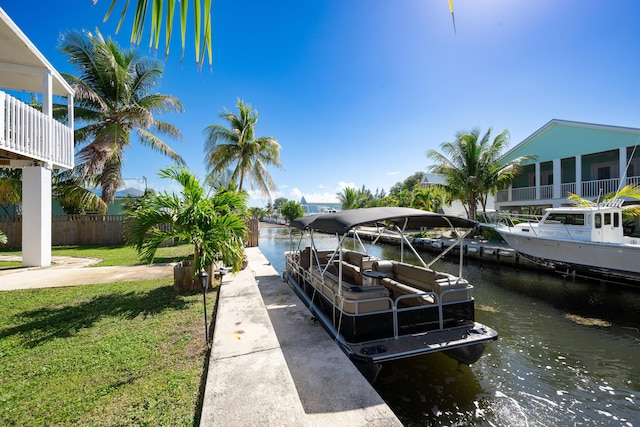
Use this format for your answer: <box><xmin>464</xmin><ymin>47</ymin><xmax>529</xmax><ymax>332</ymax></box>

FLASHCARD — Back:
<box><xmin>544</xmin><ymin>213</ymin><xmax>585</xmax><ymax>226</ymax></box>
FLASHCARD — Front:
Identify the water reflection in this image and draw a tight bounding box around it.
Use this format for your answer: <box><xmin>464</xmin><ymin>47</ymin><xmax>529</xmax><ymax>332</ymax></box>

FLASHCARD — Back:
<box><xmin>258</xmin><ymin>225</ymin><xmax>640</xmax><ymax>426</ymax></box>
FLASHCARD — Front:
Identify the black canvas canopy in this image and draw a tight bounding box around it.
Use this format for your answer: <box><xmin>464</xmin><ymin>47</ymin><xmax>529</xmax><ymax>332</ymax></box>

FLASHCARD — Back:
<box><xmin>290</xmin><ymin>207</ymin><xmax>476</xmax><ymax>235</ymax></box>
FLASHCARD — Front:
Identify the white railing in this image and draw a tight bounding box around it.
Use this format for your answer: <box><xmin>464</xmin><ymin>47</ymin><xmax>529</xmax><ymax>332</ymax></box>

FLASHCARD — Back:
<box><xmin>511</xmin><ymin>186</ymin><xmax>536</xmax><ymax>201</ymax></box>
<box><xmin>496</xmin><ymin>189</ymin><xmax>509</xmax><ymax>202</ymax></box>
<box><xmin>581</xmin><ymin>178</ymin><xmax>619</xmax><ymax>198</ymax></box>
<box><xmin>0</xmin><ymin>90</ymin><xmax>73</xmax><ymax>169</ymax></box>
<box><xmin>540</xmin><ymin>184</ymin><xmax>553</xmax><ymax>199</ymax></box>
<box><xmin>627</xmin><ymin>176</ymin><xmax>640</xmax><ymax>187</ymax></box>
<box><xmin>561</xmin><ymin>182</ymin><xmax>576</xmax><ymax>197</ymax></box>
<box><xmin>499</xmin><ymin>178</ymin><xmax>640</xmax><ymax>206</ymax></box>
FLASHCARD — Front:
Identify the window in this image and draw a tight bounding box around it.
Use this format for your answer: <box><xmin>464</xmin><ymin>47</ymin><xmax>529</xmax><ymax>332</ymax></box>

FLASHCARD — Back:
<box><xmin>544</xmin><ymin>213</ymin><xmax>585</xmax><ymax>225</ymax></box>
<box><xmin>595</xmin><ymin>213</ymin><xmax>602</xmax><ymax>228</ymax></box>
<box><xmin>598</xmin><ymin>167</ymin><xmax>611</xmax><ymax>180</ymax></box>
<box><xmin>614</xmin><ymin>212</ymin><xmax>620</xmax><ymax>227</ymax></box>
<box><xmin>604</xmin><ymin>213</ymin><xmax>611</xmax><ymax>225</ymax></box>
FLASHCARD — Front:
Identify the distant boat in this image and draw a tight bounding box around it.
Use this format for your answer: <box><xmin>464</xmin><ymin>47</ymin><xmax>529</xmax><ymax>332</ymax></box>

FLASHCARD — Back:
<box><xmin>284</xmin><ymin>207</ymin><xmax>498</xmax><ymax>381</ymax></box>
<box><xmin>486</xmin><ymin>199</ymin><xmax>640</xmax><ymax>282</ymax></box>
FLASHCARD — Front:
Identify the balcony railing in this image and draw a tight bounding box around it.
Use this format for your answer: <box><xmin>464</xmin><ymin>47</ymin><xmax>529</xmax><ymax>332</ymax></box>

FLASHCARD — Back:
<box><xmin>581</xmin><ymin>178</ymin><xmax>619</xmax><ymax>198</ymax></box>
<box><xmin>0</xmin><ymin>90</ymin><xmax>73</xmax><ymax>169</ymax></box>
<box><xmin>498</xmin><ymin>177</ymin><xmax>640</xmax><ymax>205</ymax></box>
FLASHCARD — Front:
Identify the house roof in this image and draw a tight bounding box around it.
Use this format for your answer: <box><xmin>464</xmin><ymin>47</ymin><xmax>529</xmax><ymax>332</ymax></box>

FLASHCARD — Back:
<box><xmin>501</xmin><ymin>119</ymin><xmax>640</xmax><ymax>164</ymax></box>
<box><xmin>420</xmin><ymin>173</ymin><xmax>446</xmax><ymax>185</ymax></box>
<box><xmin>0</xmin><ymin>7</ymin><xmax>73</xmax><ymax>96</ymax></box>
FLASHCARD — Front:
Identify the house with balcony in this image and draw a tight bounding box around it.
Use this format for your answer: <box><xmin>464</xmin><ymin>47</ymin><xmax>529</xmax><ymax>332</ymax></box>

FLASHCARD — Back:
<box><xmin>0</xmin><ymin>8</ymin><xmax>74</xmax><ymax>267</ymax></box>
<box><xmin>496</xmin><ymin>119</ymin><xmax>640</xmax><ymax>214</ymax></box>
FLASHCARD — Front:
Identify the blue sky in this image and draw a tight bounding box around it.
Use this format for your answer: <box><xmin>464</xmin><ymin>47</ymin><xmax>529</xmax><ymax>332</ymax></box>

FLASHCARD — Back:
<box><xmin>2</xmin><ymin>1</ymin><xmax>640</xmax><ymax>207</ymax></box>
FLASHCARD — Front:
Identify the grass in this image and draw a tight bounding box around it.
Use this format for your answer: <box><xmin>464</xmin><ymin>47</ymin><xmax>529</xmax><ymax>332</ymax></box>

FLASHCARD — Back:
<box><xmin>0</xmin><ymin>243</ymin><xmax>194</xmax><ymax>267</ymax></box>
<box><xmin>0</xmin><ymin>244</ymin><xmax>217</xmax><ymax>426</ymax></box>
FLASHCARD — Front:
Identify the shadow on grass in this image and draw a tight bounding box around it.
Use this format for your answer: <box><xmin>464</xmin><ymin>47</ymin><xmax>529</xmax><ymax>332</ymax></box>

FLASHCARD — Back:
<box><xmin>0</xmin><ymin>286</ymin><xmax>199</xmax><ymax>348</ymax></box>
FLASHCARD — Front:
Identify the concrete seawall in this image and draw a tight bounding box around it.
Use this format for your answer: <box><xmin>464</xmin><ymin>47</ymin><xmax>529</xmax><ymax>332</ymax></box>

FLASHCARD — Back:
<box><xmin>200</xmin><ymin>247</ymin><xmax>401</xmax><ymax>426</ymax></box>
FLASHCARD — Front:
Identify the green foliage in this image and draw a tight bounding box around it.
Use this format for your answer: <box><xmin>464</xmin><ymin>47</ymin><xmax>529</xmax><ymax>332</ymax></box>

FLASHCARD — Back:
<box><xmin>124</xmin><ymin>166</ymin><xmax>248</xmax><ymax>274</ymax></box>
<box><xmin>0</xmin><ymin>168</ymin><xmax>21</xmax><ymax>215</ymax></box>
<box><xmin>101</xmin><ymin>0</ymin><xmax>213</xmax><ymax>69</ymax></box>
<box><xmin>280</xmin><ymin>201</ymin><xmax>304</xmax><ymax>222</ymax></box>
<box><xmin>411</xmin><ymin>185</ymin><xmax>450</xmax><ymax>212</ymax></box>
<box><xmin>0</xmin><ymin>230</ymin><xmax>7</xmax><ymax>245</ymax></box>
<box><xmin>337</xmin><ymin>187</ymin><xmax>368</xmax><ymax>210</ymax></box>
<box><xmin>568</xmin><ymin>184</ymin><xmax>640</xmax><ymax>222</ymax></box>
<box><xmin>53</xmin><ymin>182</ymin><xmax>108</xmax><ymax>214</ymax></box>
<box><xmin>478</xmin><ymin>226</ymin><xmax>504</xmax><ymax>242</ymax></box>
<box><xmin>59</xmin><ymin>28</ymin><xmax>184</xmax><ymax>205</ymax></box>
<box><xmin>427</xmin><ymin>128</ymin><xmax>533</xmax><ymax>219</ymax></box>
<box><xmin>204</xmin><ymin>99</ymin><xmax>282</xmax><ymax>197</ymax></box>
<box><xmin>273</xmin><ymin>197</ymin><xmax>288</xmax><ymax>211</ymax></box>
<box><xmin>389</xmin><ymin>171</ymin><xmax>425</xmax><ymax>196</ymax></box>
<box><xmin>0</xmin><ymin>279</ymin><xmax>208</xmax><ymax>425</ymax></box>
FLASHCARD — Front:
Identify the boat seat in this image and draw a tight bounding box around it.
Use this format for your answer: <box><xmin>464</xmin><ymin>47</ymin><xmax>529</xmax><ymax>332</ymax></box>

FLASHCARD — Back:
<box><xmin>373</xmin><ymin>260</ymin><xmax>470</xmax><ymax>303</ymax></box>
<box><xmin>317</xmin><ymin>265</ymin><xmax>390</xmax><ymax>313</ymax></box>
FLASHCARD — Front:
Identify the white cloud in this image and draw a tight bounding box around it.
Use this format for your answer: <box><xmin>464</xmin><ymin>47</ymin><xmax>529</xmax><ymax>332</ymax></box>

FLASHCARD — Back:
<box><xmin>386</xmin><ymin>171</ymin><xmax>400</xmax><ymax>176</ymax></box>
<box><xmin>337</xmin><ymin>181</ymin><xmax>356</xmax><ymax>190</ymax></box>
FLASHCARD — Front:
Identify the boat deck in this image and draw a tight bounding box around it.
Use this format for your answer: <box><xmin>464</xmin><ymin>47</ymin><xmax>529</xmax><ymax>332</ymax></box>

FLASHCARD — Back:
<box><xmin>348</xmin><ymin>323</ymin><xmax>496</xmax><ymax>363</ymax></box>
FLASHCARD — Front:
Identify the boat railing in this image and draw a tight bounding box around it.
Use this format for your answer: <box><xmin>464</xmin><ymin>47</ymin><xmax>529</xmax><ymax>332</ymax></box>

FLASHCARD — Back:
<box><xmin>292</xmin><ymin>253</ymin><xmax>474</xmax><ymax>341</ymax></box>
<box><xmin>481</xmin><ymin>211</ymin><xmax>542</xmax><ymax>230</ymax></box>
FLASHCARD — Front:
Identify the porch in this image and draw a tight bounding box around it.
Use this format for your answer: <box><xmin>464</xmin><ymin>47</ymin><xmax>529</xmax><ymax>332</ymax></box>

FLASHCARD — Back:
<box><xmin>0</xmin><ymin>8</ymin><xmax>75</xmax><ymax>267</ymax></box>
<box><xmin>0</xmin><ymin>90</ymin><xmax>73</xmax><ymax>169</ymax></box>
<box><xmin>497</xmin><ymin>145</ymin><xmax>640</xmax><ymax>207</ymax></box>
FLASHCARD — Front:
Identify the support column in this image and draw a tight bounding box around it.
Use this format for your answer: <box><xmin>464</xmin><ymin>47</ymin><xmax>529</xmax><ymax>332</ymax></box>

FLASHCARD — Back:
<box><xmin>22</xmin><ymin>164</ymin><xmax>52</xmax><ymax>267</ymax></box>
<box><xmin>553</xmin><ymin>159</ymin><xmax>561</xmax><ymax>199</ymax></box>
<box><xmin>576</xmin><ymin>155</ymin><xmax>582</xmax><ymax>197</ymax></box>
<box><xmin>535</xmin><ymin>162</ymin><xmax>541</xmax><ymax>199</ymax></box>
<box><xmin>620</xmin><ymin>147</ymin><xmax>628</xmax><ymax>186</ymax></box>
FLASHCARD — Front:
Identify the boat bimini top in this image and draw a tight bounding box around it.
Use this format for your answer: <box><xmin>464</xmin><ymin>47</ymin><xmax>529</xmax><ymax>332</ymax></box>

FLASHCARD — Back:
<box><xmin>290</xmin><ymin>207</ymin><xmax>476</xmax><ymax>235</ymax></box>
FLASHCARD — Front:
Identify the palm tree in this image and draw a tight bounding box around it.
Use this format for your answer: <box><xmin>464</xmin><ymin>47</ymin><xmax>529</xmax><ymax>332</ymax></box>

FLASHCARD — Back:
<box><xmin>411</xmin><ymin>186</ymin><xmax>450</xmax><ymax>213</ymax></box>
<box><xmin>427</xmin><ymin>128</ymin><xmax>532</xmax><ymax>220</ymax></box>
<box><xmin>337</xmin><ymin>187</ymin><xmax>366</xmax><ymax>210</ymax></box>
<box><xmin>0</xmin><ymin>169</ymin><xmax>21</xmax><ymax>215</ymax></box>
<box><xmin>59</xmin><ymin>28</ymin><xmax>185</xmax><ymax>205</ymax></box>
<box><xmin>124</xmin><ymin>166</ymin><xmax>248</xmax><ymax>274</ymax></box>
<box><xmin>204</xmin><ymin>99</ymin><xmax>282</xmax><ymax>197</ymax></box>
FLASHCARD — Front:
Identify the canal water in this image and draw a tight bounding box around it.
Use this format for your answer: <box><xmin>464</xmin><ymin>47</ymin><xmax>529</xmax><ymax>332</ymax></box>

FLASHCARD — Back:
<box><xmin>258</xmin><ymin>225</ymin><xmax>640</xmax><ymax>426</ymax></box>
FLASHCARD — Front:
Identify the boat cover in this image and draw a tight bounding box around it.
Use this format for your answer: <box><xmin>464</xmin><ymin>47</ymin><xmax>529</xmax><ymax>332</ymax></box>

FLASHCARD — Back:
<box><xmin>290</xmin><ymin>207</ymin><xmax>476</xmax><ymax>235</ymax></box>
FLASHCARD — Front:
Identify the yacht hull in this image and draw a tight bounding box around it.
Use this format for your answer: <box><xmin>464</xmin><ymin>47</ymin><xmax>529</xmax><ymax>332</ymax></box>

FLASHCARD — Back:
<box><xmin>498</xmin><ymin>230</ymin><xmax>640</xmax><ymax>281</ymax></box>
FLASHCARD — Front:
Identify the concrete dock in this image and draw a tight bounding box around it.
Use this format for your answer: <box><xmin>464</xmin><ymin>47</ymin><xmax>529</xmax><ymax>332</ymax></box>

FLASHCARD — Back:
<box><xmin>199</xmin><ymin>246</ymin><xmax>401</xmax><ymax>426</ymax></box>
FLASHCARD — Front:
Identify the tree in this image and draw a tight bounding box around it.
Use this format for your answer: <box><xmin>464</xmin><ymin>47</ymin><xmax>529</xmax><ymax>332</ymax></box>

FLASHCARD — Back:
<box><xmin>59</xmin><ymin>28</ymin><xmax>184</xmax><ymax>205</ymax></box>
<box><xmin>411</xmin><ymin>186</ymin><xmax>450</xmax><ymax>213</ymax></box>
<box><xmin>124</xmin><ymin>166</ymin><xmax>248</xmax><ymax>274</ymax></box>
<box><xmin>427</xmin><ymin>128</ymin><xmax>532</xmax><ymax>219</ymax></box>
<box><xmin>0</xmin><ymin>169</ymin><xmax>21</xmax><ymax>215</ymax></box>
<box><xmin>337</xmin><ymin>187</ymin><xmax>367</xmax><ymax>210</ymax></box>
<box><xmin>280</xmin><ymin>201</ymin><xmax>304</xmax><ymax>223</ymax></box>
<box><xmin>98</xmin><ymin>0</ymin><xmax>213</xmax><ymax>69</ymax></box>
<box><xmin>273</xmin><ymin>197</ymin><xmax>288</xmax><ymax>215</ymax></box>
<box><xmin>389</xmin><ymin>171</ymin><xmax>425</xmax><ymax>197</ymax></box>
<box><xmin>204</xmin><ymin>99</ymin><xmax>282</xmax><ymax>198</ymax></box>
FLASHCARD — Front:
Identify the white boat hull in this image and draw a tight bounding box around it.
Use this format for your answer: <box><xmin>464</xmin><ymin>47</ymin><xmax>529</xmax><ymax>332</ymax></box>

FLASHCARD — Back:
<box><xmin>498</xmin><ymin>229</ymin><xmax>640</xmax><ymax>280</ymax></box>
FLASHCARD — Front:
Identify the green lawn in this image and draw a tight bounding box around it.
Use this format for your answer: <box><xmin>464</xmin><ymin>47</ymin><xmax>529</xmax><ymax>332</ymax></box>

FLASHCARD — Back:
<box><xmin>0</xmin><ymin>243</ymin><xmax>194</xmax><ymax>266</ymax></box>
<box><xmin>0</xmin><ymin>245</ymin><xmax>216</xmax><ymax>426</ymax></box>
